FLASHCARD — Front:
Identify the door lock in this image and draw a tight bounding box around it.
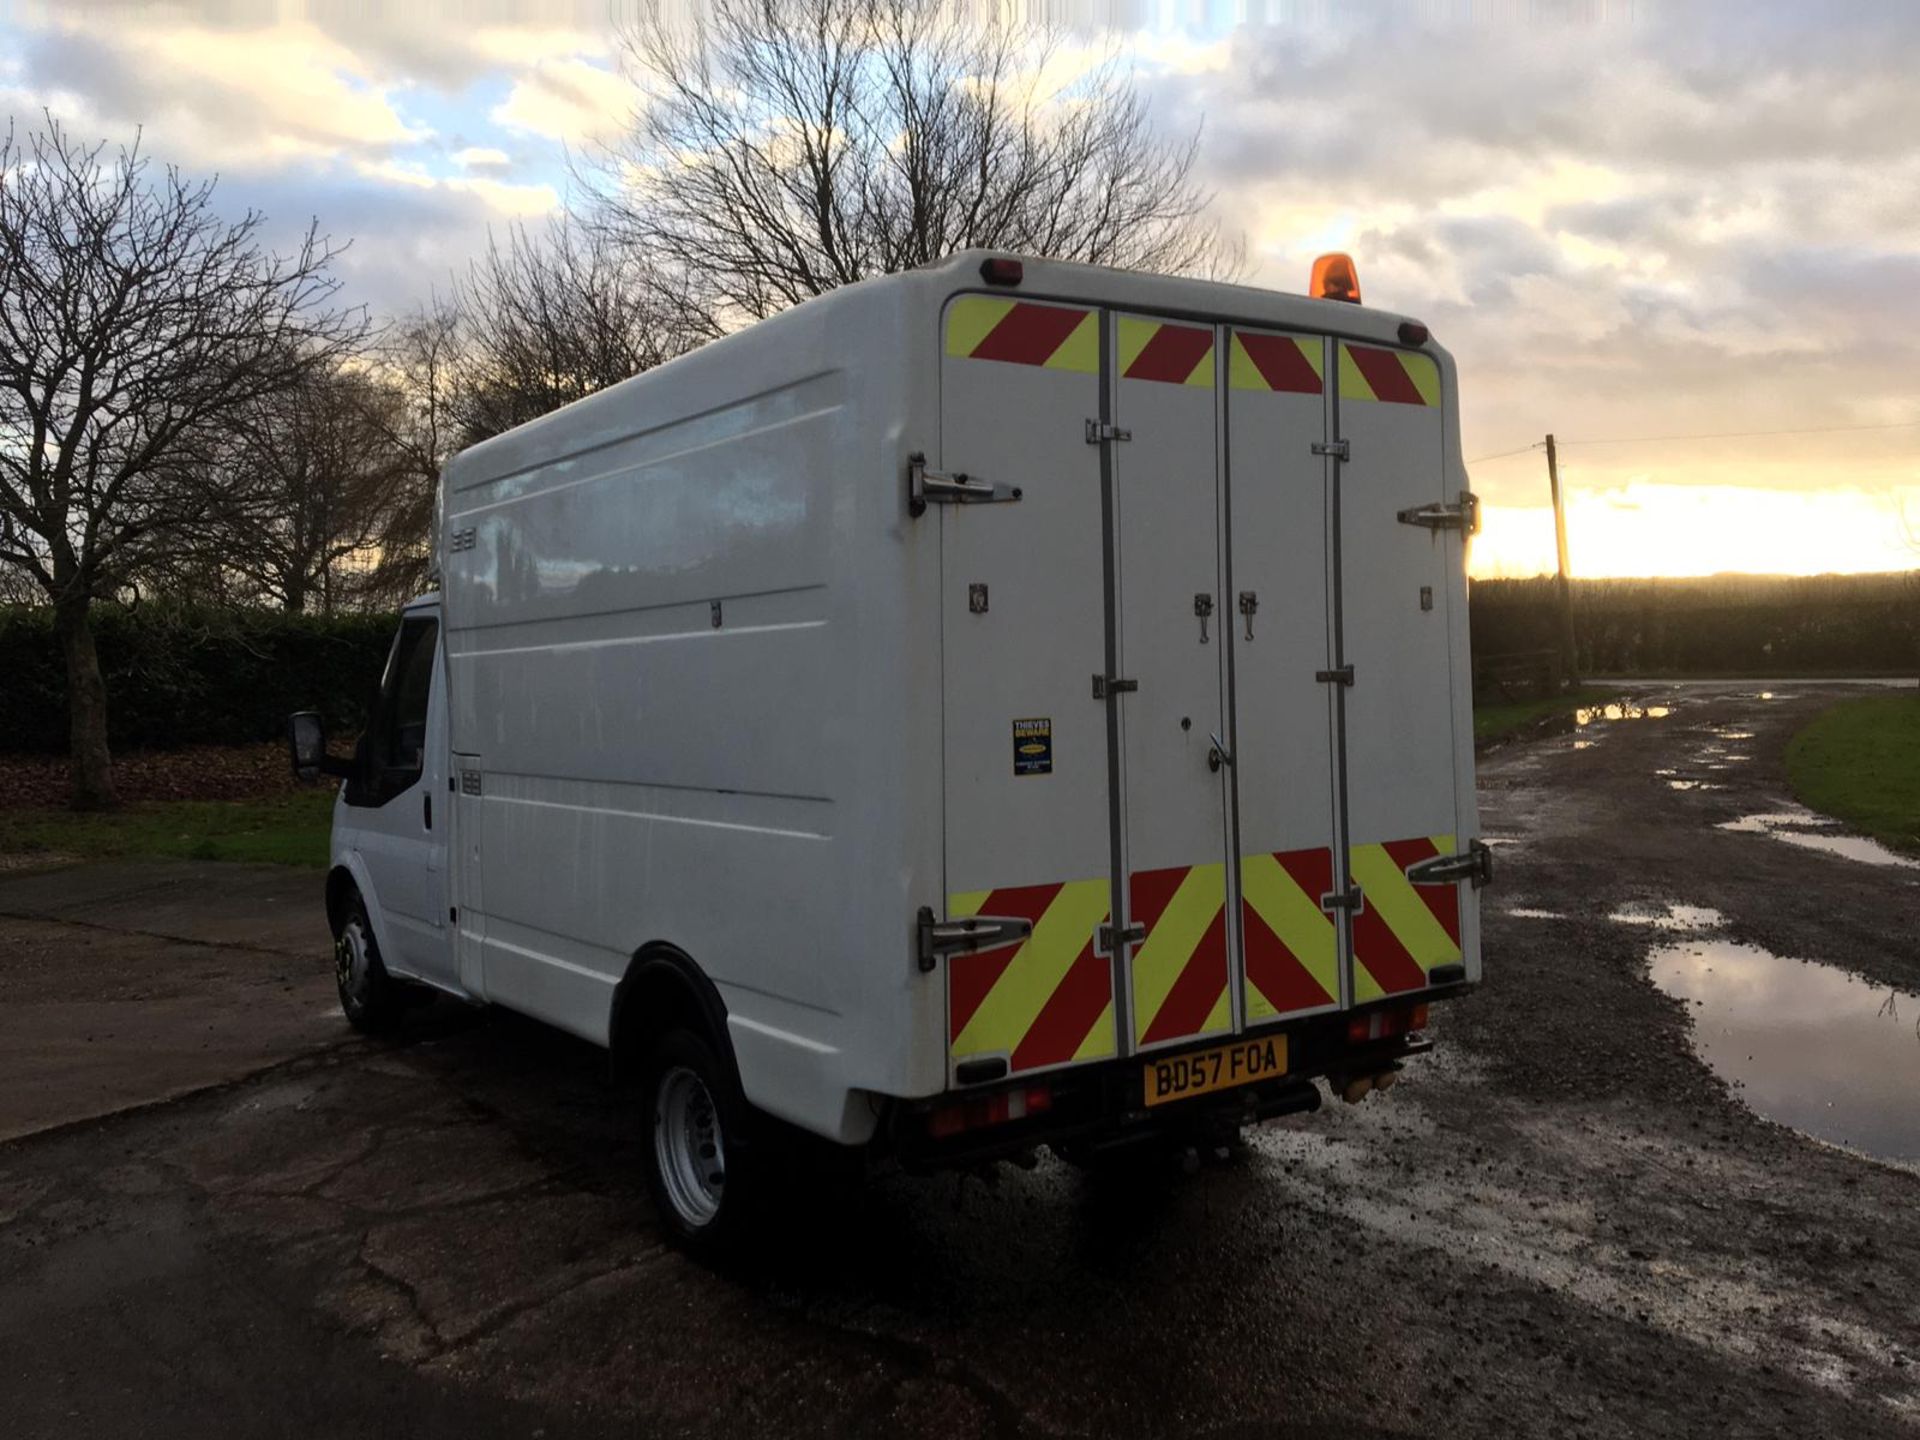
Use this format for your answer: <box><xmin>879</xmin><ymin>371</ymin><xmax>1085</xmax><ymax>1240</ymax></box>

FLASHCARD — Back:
<box><xmin>1207</xmin><ymin>731</ymin><xmax>1234</xmax><ymax>772</ymax></box>
<box><xmin>1193</xmin><ymin>593</ymin><xmax>1214</xmax><ymax>643</ymax></box>
<box><xmin>1238</xmin><ymin>591</ymin><xmax>1258</xmax><ymax>640</ymax></box>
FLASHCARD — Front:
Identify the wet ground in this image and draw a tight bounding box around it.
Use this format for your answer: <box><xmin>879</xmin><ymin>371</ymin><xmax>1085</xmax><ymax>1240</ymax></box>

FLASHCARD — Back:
<box><xmin>4</xmin><ymin>679</ymin><xmax>1919</xmax><ymax>1438</ymax></box>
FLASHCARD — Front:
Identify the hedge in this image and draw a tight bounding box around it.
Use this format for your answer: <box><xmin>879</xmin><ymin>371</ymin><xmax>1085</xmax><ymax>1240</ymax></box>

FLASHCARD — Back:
<box><xmin>1471</xmin><ymin>573</ymin><xmax>1920</xmax><ymax>678</ymax></box>
<box><xmin>0</xmin><ymin>603</ymin><xmax>397</xmax><ymax>754</ymax></box>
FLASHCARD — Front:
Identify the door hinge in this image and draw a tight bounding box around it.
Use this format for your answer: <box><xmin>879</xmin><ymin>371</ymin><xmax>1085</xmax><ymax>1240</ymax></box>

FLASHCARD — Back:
<box><xmin>1085</xmin><ymin>420</ymin><xmax>1132</xmax><ymax>444</ymax></box>
<box><xmin>1099</xmin><ymin>921</ymin><xmax>1147</xmax><ymax>952</ymax></box>
<box><xmin>1406</xmin><ymin>839</ymin><xmax>1495</xmax><ymax>890</ymax></box>
<box><xmin>1398</xmin><ymin>490</ymin><xmax>1481</xmax><ymax>535</ymax></box>
<box><xmin>1312</xmin><ymin>439</ymin><xmax>1350</xmax><ymax>461</ymax></box>
<box><xmin>1319</xmin><ymin>885</ymin><xmax>1364</xmax><ymax>915</ymax></box>
<box><xmin>907</xmin><ymin>451</ymin><xmax>1022</xmax><ymax>517</ymax></box>
<box><xmin>1315</xmin><ymin>664</ymin><xmax>1356</xmax><ymax>686</ymax></box>
<box><xmin>916</xmin><ymin>906</ymin><xmax>1034</xmax><ymax>973</ymax></box>
<box><xmin>1092</xmin><ymin>674</ymin><xmax>1139</xmax><ymax>700</ymax></box>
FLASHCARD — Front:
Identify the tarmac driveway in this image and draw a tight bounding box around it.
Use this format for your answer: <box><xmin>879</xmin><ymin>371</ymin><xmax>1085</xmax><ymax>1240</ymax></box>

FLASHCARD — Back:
<box><xmin>2</xmin><ymin>680</ymin><xmax>1917</xmax><ymax>1439</ymax></box>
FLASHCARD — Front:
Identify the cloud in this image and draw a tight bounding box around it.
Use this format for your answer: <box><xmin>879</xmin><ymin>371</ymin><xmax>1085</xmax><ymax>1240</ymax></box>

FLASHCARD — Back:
<box><xmin>453</xmin><ymin>146</ymin><xmax>513</xmax><ymax>170</ymax></box>
<box><xmin>6</xmin><ymin>19</ymin><xmax>429</xmax><ymax>169</ymax></box>
<box><xmin>1138</xmin><ymin>1</ymin><xmax>1920</xmax><ymax>540</ymax></box>
<box><xmin>490</xmin><ymin>55</ymin><xmax>635</xmax><ymax>141</ymax></box>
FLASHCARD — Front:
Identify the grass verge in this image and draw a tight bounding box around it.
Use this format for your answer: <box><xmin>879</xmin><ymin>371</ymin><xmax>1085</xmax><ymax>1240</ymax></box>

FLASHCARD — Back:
<box><xmin>0</xmin><ymin>789</ymin><xmax>336</xmax><ymax>868</ymax></box>
<box><xmin>1785</xmin><ymin>692</ymin><xmax>1920</xmax><ymax>855</ymax></box>
<box><xmin>1474</xmin><ymin>686</ymin><xmax>1614</xmax><ymax>747</ymax></box>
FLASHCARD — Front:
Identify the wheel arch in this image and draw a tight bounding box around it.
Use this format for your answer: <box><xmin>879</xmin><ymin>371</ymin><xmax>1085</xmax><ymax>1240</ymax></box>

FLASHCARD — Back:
<box><xmin>324</xmin><ymin>853</ymin><xmax>396</xmax><ymax>963</ymax></box>
<box><xmin>610</xmin><ymin>943</ymin><xmax>742</xmax><ymax>1092</ymax></box>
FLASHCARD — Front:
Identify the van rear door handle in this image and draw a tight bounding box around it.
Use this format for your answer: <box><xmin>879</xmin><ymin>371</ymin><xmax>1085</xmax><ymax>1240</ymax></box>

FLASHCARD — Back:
<box><xmin>423</xmin><ymin>793</ymin><xmax>432</xmax><ymax>831</ymax></box>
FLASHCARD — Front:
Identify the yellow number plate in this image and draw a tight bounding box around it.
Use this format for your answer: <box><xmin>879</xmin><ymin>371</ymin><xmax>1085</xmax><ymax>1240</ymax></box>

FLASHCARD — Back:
<box><xmin>1142</xmin><ymin>1035</ymin><xmax>1287</xmax><ymax>1107</ymax></box>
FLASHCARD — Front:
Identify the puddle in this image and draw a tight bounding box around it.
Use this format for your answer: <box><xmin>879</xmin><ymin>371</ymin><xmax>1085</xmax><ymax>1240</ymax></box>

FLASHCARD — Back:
<box><xmin>1651</xmin><ymin>940</ymin><xmax>1920</xmax><ymax>1170</ymax></box>
<box><xmin>1609</xmin><ymin>903</ymin><xmax>1726</xmax><ymax>932</ymax></box>
<box><xmin>1505</xmin><ymin>907</ymin><xmax>1567</xmax><ymax>920</ymax></box>
<box><xmin>1576</xmin><ymin>701</ymin><xmax>1672</xmax><ymax>726</ymax></box>
<box><xmin>1713</xmin><ymin>729</ymin><xmax>1757</xmax><ymax>741</ymax></box>
<box><xmin>1667</xmin><ymin>779</ymin><xmax>1723</xmax><ymax>792</ymax></box>
<box><xmin>1718</xmin><ymin>808</ymin><xmax>1919</xmax><ymax>870</ymax></box>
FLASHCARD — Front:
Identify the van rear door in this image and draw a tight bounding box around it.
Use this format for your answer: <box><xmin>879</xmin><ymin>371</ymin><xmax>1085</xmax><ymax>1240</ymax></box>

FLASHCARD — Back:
<box><xmin>1330</xmin><ymin>340</ymin><xmax>1475</xmax><ymax>1001</ymax></box>
<box><xmin>939</xmin><ymin>296</ymin><xmax>1117</xmax><ymax>1083</ymax></box>
<box><xmin>937</xmin><ymin>293</ymin><xmax>1478</xmax><ymax>1088</ymax></box>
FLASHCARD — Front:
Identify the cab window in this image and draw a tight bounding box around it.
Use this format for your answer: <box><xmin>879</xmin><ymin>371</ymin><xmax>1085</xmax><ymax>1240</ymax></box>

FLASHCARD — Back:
<box><xmin>345</xmin><ymin>614</ymin><xmax>438</xmax><ymax>807</ymax></box>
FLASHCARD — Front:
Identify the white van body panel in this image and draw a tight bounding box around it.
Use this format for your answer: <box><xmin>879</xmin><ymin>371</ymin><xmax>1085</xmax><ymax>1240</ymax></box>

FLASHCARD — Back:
<box><xmin>356</xmin><ymin>252</ymin><xmax>1489</xmax><ymax>1146</ymax></box>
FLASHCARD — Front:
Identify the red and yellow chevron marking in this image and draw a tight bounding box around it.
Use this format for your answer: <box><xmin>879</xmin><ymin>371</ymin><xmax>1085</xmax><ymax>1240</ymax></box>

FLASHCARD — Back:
<box><xmin>947</xmin><ymin>879</ymin><xmax>1115</xmax><ymax>1074</ymax></box>
<box><xmin>946</xmin><ymin>296</ymin><xmax>1098</xmax><ymax>373</ymax></box>
<box><xmin>1228</xmin><ymin>330</ymin><xmax>1324</xmax><ymax>394</ymax></box>
<box><xmin>1350</xmin><ymin>834</ymin><xmax>1463</xmax><ymax>1000</ymax></box>
<box><xmin>1118</xmin><ymin>316</ymin><xmax>1214</xmax><ymax>387</ymax></box>
<box><xmin>1239</xmin><ymin>837</ymin><xmax>1462</xmax><ymax>1018</ymax></box>
<box><xmin>1128</xmin><ymin>862</ymin><xmax>1231</xmax><ymax>1046</ymax></box>
<box><xmin>1240</xmin><ymin>846</ymin><xmax>1341</xmax><ymax>1021</ymax></box>
<box><xmin>1338</xmin><ymin>343</ymin><xmax>1441</xmax><ymax>407</ymax></box>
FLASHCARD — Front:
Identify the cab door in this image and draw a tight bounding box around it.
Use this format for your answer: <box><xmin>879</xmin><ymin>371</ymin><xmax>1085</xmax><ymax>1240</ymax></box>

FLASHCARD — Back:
<box><xmin>343</xmin><ymin>609</ymin><xmax>458</xmax><ymax>991</ymax></box>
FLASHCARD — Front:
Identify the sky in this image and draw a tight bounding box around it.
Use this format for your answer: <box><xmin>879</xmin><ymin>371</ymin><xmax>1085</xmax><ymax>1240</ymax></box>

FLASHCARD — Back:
<box><xmin>3</xmin><ymin>0</ymin><xmax>1916</xmax><ymax>579</ymax></box>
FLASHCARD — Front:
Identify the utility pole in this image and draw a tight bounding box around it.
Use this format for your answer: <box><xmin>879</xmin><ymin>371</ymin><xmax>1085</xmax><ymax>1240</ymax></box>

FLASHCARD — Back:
<box><xmin>1546</xmin><ymin>433</ymin><xmax>1579</xmax><ymax>686</ymax></box>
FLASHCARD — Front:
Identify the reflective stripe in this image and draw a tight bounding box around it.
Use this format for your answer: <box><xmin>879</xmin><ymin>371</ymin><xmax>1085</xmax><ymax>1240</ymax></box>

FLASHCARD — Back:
<box><xmin>1350</xmin><ymin>833</ymin><xmax>1463</xmax><ymax>998</ymax></box>
<box><xmin>946</xmin><ymin>297</ymin><xmax>1099</xmax><ymax>373</ymax></box>
<box><xmin>1130</xmin><ymin>862</ymin><xmax>1230</xmax><ymax>1045</ymax></box>
<box><xmin>1240</xmin><ymin>848</ymin><xmax>1339</xmax><ymax>1019</ymax></box>
<box><xmin>1338</xmin><ymin>342</ymin><xmax>1439</xmax><ymax>407</ymax></box>
<box><xmin>1118</xmin><ymin>316</ymin><xmax>1215</xmax><ymax>387</ymax></box>
<box><xmin>1229</xmin><ymin>331</ymin><xmax>1324</xmax><ymax>393</ymax></box>
<box><xmin>949</xmin><ymin>877</ymin><xmax>1111</xmax><ymax>1067</ymax></box>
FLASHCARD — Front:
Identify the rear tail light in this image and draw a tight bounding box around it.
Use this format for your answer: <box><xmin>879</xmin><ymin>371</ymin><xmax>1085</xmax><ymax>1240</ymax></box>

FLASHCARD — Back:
<box><xmin>1348</xmin><ymin>1002</ymin><xmax>1429</xmax><ymax>1046</ymax></box>
<box><xmin>927</xmin><ymin>1083</ymin><xmax>1052</xmax><ymax>1139</ymax></box>
<box><xmin>979</xmin><ymin>256</ymin><xmax>1024</xmax><ymax>286</ymax></box>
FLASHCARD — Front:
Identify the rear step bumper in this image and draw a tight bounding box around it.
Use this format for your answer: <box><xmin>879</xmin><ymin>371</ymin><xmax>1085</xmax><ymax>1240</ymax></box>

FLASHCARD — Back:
<box><xmin>891</xmin><ymin>986</ymin><xmax>1469</xmax><ymax>1171</ymax></box>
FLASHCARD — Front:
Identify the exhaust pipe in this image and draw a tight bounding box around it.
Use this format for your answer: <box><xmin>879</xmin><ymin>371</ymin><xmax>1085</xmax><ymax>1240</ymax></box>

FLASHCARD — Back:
<box><xmin>1338</xmin><ymin>1066</ymin><xmax>1403</xmax><ymax>1104</ymax></box>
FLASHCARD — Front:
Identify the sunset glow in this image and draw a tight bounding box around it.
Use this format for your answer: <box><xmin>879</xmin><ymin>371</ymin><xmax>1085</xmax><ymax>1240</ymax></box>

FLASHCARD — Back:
<box><xmin>2</xmin><ymin>2</ymin><xmax>1914</xmax><ymax>583</ymax></box>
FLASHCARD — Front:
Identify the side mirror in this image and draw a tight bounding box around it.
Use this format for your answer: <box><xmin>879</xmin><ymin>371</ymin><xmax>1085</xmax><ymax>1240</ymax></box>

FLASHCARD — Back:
<box><xmin>288</xmin><ymin>711</ymin><xmax>326</xmax><ymax>782</ymax></box>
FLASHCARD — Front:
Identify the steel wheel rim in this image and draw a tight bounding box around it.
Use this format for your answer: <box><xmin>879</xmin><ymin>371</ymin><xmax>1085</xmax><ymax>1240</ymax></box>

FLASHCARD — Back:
<box><xmin>654</xmin><ymin>1065</ymin><xmax>725</xmax><ymax>1229</ymax></box>
<box><xmin>337</xmin><ymin>920</ymin><xmax>371</xmax><ymax>1005</ymax></box>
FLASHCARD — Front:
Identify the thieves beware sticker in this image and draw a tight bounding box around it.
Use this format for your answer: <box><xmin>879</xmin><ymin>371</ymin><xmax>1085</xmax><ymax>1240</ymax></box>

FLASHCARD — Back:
<box><xmin>1012</xmin><ymin>718</ymin><xmax>1053</xmax><ymax>776</ymax></box>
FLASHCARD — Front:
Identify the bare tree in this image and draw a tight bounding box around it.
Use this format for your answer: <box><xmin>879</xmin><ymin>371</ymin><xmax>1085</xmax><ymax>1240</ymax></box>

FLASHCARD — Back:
<box><xmin>590</xmin><ymin>0</ymin><xmax>1239</xmax><ymax>325</ymax></box>
<box><xmin>0</xmin><ymin>115</ymin><xmax>362</xmax><ymax>807</ymax></box>
<box><xmin>358</xmin><ymin>299</ymin><xmax>463</xmax><ymax>609</ymax></box>
<box><xmin>450</xmin><ymin>216</ymin><xmax>707</xmax><ymax>443</ymax></box>
<box><xmin>202</xmin><ymin>360</ymin><xmax>411</xmax><ymax>613</ymax></box>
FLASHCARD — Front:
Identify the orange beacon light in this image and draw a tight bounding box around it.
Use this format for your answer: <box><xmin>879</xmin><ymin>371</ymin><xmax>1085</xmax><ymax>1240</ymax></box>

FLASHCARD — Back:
<box><xmin>1310</xmin><ymin>252</ymin><xmax>1361</xmax><ymax>304</ymax></box>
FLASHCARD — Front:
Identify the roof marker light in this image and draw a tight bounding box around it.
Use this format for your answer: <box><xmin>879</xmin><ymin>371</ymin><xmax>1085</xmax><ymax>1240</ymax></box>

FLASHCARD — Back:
<box><xmin>1398</xmin><ymin>320</ymin><xmax>1430</xmax><ymax>346</ymax></box>
<box><xmin>980</xmin><ymin>257</ymin><xmax>1024</xmax><ymax>286</ymax></box>
<box><xmin>1310</xmin><ymin>252</ymin><xmax>1362</xmax><ymax>304</ymax></box>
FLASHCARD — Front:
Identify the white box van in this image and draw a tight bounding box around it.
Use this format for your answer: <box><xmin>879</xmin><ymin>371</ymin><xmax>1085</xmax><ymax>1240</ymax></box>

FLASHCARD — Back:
<box><xmin>292</xmin><ymin>251</ymin><xmax>1488</xmax><ymax>1248</ymax></box>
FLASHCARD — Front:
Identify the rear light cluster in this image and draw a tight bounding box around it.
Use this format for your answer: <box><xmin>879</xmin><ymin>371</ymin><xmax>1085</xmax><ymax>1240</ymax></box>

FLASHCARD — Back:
<box><xmin>927</xmin><ymin>1082</ymin><xmax>1051</xmax><ymax>1139</ymax></box>
<box><xmin>1349</xmin><ymin>1002</ymin><xmax>1429</xmax><ymax>1046</ymax></box>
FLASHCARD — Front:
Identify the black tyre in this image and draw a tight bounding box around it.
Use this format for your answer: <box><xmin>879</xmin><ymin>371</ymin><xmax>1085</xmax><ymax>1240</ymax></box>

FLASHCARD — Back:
<box><xmin>640</xmin><ymin>1027</ymin><xmax>763</xmax><ymax>1253</ymax></box>
<box><xmin>335</xmin><ymin>899</ymin><xmax>406</xmax><ymax>1033</ymax></box>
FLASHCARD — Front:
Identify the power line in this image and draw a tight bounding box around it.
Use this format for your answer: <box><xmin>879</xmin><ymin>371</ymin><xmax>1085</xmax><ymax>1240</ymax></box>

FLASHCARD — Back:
<box><xmin>1466</xmin><ymin>443</ymin><xmax>1542</xmax><ymax>465</ymax></box>
<box><xmin>1555</xmin><ymin>418</ymin><xmax>1920</xmax><ymax>446</ymax></box>
<box><xmin>1467</xmin><ymin>418</ymin><xmax>1918</xmax><ymax>467</ymax></box>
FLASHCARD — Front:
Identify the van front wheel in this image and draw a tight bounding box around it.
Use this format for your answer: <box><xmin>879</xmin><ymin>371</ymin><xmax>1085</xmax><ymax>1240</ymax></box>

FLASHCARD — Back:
<box><xmin>641</xmin><ymin>1028</ymin><xmax>760</xmax><ymax>1251</ymax></box>
<box><xmin>335</xmin><ymin>903</ymin><xmax>405</xmax><ymax>1033</ymax></box>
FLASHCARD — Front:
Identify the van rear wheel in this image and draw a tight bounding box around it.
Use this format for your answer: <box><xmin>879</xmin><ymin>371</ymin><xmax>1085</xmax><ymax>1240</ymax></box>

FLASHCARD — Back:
<box><xmin>641</xmin><ymin>1028</ymin><xmax>761</xmax><ymax>1252</ymax></box>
